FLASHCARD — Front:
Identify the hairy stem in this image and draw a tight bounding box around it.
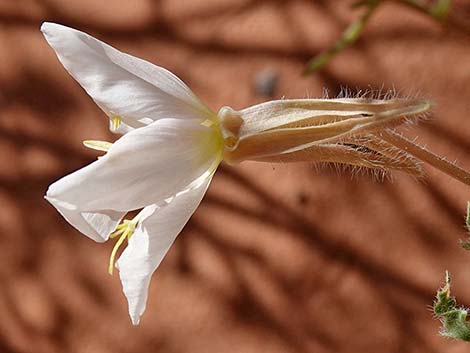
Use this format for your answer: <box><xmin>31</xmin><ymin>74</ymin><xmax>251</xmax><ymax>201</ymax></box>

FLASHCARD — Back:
<box><xmin>377</xmin><ymin>130</ymin><xmax>470</xmax><ymax>186</ymax></box>
<box><xmin>461</xmin><ymin>201</ymin><xmax>470</xmax><ymax>250</ymax></box>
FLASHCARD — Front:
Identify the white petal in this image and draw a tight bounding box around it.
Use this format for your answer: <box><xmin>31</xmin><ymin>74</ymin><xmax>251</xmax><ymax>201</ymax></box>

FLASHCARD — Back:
<box><xmin>45</xmin><ymin>196</ymin><xmax>124</xmax><ymax>242</ymax></box>
<box><xmin>116</xmin><ymin>174</ymin><xmax>213</xmax><ymax>325</ymax></box>
<box><xmin>41</xmin><ymin>22</ymin><xmax>211</xmax><ymax>131</ymax></box>
<box><xmin>46</xmin><ymin>118</ymin><xmax>220</xmax><ymax>212</ymax></box>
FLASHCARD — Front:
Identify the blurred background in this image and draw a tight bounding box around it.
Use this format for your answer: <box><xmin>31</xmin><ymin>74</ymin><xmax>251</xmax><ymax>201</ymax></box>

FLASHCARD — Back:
<box><xmin>0</xmin><ymin>0</ymin><xmax>469</xmax><ymax>352</ymax></box>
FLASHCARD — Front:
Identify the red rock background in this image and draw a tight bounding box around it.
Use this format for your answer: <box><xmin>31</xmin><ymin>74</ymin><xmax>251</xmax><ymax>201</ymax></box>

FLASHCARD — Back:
<box><xmin>0</xmin><ymin>1</ymin><xmax>469</xmax><ymax>352</ymax></box>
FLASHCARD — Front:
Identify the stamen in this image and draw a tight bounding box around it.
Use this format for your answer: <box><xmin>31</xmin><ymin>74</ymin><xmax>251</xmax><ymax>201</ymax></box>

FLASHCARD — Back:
<box><xmin>109</xmin><ymin>222</ymin><xmax>127</xmax><ymax>239</ymax></box>
<box><xmin>111</xmin><ymin>115</ymin><xmax>122</xmax><ymax>131</ymax></box>
<box><xmin>83</xmin><ymin>140</ymin><xmax>113</xmax><ymax>152</ymax></box>
<box><xmin>108</xmin><ymin>219</ymin><xmax>136</xmax><ymax>275</ymax></box>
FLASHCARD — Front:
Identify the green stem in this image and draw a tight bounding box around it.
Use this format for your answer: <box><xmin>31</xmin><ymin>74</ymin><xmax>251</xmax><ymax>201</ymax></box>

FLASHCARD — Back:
<box><xmin>304</xmin><ymin>0</ymin><xmax>470</xmax><ymax>75</ymax></box>
<box><xmin>394</xmin><ymin>0</ymin><xmax>451</xmax><ymax>22</ymax></box>
<box><xmin>303</xmin><ymin>0</ymin><xmax>380</xmax><ymax>75</ymax></box>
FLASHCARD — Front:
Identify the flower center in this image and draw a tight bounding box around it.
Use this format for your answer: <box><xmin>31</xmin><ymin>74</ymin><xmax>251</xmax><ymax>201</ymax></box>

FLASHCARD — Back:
<box><xmin>195</xmin><ymin>114</ymin><xmax>225</xmax><ymax>169</ymax></box>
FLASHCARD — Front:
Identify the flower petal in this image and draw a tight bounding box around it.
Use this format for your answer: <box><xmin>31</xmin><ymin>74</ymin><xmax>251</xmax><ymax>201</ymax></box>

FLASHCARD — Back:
<box><xmin>41</xmin><ymin>22</ymin><xmax>211</xmax><ymax>132</ymax></box>
<box><xmin>46</xmin><ymin>118</ymin><xmax>220</xmax><ymax>212</ymax></box>
<box><xmin>45</xmin><ymin>196</ymin><xmax>125</xmax><ymax>242</ymax></box>
<box><xmin>115</xmin><ymin>174</ymin><xmax>213</xmax><ymax>325</ymax></box>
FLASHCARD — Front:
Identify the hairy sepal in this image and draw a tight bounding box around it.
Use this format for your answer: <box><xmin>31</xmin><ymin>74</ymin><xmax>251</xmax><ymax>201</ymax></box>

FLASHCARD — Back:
<box><xmin>219</xmin><ymin>97</ymin><xmax>431</xmax><ymax>177</ymax></box>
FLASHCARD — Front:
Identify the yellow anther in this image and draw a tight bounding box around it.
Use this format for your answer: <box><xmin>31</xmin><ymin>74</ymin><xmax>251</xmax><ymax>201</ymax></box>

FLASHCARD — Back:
<box><xmin>111</xmin><ymin>115</ymin><xmax>122</xmax><ymax>131</ymax></box>
<box><xmin>83</xmin><ymin>140</ymin><xmax>113</xmax><ymax>152</ymax></box>
<box><xmin>108</xmin><ymin>219</ymin><xmax>136</xmax><ymax>275</ymax></box>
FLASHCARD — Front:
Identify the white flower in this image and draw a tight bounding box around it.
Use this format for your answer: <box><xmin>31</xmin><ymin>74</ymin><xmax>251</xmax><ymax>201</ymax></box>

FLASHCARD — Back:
<box><xmin>42</xmin><ymin>22</ymin><xmax>222</xmax><ymax>325</ymax></box>
<box><xmin>42</xmin><ymin>22</ymin><xmax>431</xmax><ymax>325</ymax></box>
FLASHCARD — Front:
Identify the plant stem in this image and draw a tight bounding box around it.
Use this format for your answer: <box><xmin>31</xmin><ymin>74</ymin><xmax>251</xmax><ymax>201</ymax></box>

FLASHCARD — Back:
<box><xmin>394</xmin><ymin>0</ymin><xmax>450</xmax><ymax>21</ymax></box>
<box><xmin>303</xmin><ymin>0</ymin><xmax>380</xmax><ymax>74</ymax></box>
<box><xmin>393</xmin><ymin>0</ymin><xmax>470</xmax><ymax>33</ymax></box>
<box><xmin>377</xmin><ymin>130</ymin><xmax>470</xmax><ymax>186</ymax></box>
